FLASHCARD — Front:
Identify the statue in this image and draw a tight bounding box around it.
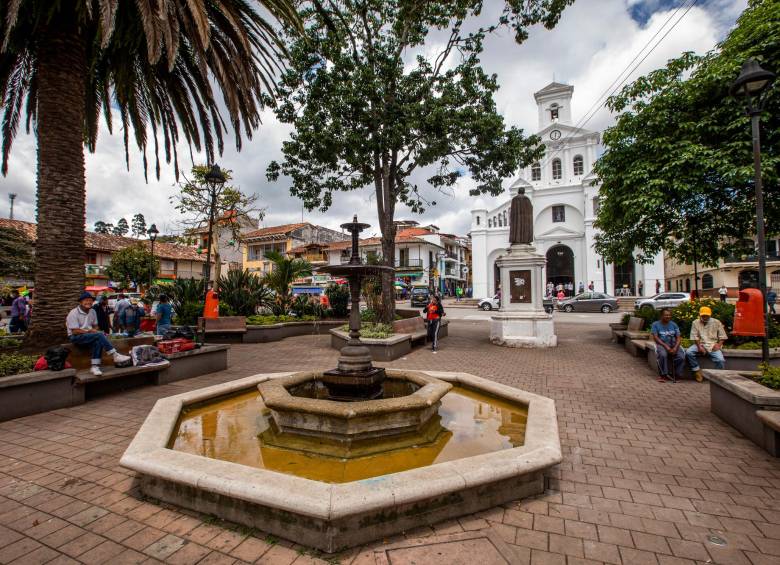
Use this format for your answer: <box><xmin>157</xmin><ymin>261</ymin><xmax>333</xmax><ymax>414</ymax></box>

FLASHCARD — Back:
<box><xmin>509</xmin><ymin>188</ymin><xmax>533</xmax><ymax>244</ymax></box>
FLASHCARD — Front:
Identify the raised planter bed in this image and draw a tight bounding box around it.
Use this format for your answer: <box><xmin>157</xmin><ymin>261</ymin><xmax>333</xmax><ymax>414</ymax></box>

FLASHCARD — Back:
<box><xmin>329</xmin><ymin>319</ymin><xmax>448</xmax><ymax>361</ymax></box>
<box><xmin>243</xmin><ymin>320</ymin><xmax>345</xmax><ymax>343</ymax></box>
<box><xmin>157</xmin><ymin>344</ymin><xmax>230</xmax><ymax>384</ymax></box>
<box><xmin>702</xmin><ymin>369</ymin><xmax>780</xmax><ymax>456</ymax></box>
<box><xmin>0</xmin><ymin>369</ymin><xmax>81</xmax><ymax>422</ymax></box>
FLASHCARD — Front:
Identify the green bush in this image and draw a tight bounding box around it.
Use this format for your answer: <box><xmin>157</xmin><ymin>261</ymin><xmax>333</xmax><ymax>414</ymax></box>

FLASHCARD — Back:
<box><xmin>757</xmin><ymin>363</ymin><xmax>780</xmax><ymax>390</ymax></box>
<box><xmin>0</xmin><ymin>338</ymin><xmax>21</xmax><ymax>349</ymax></box>
<box><xmin>174</xmin><ymin>301</ymin><xmax>204</xmax><ymax>326</ymax></box>
<box><xmin>620</xmin><ymin>313</ymin><xmax>631</xmax><ymax>325</ymax></box>
<box><xmin>147</xmin><ymin>278</ymin><xmax>206</xmax><ymax>324</ymax></box>
<box><xmin>246</xmin><ymin>314</ymin><xmax>317</xmax><ymax>325</ymax></box>
<box><xmin>0</xmin><ymin>353</ymin><xmax>36</xmax><ymax>377</ymax></box>
<box><xmin>217</xmin><ymin>270</ymin><xmax>272</xmax><ymax>316</ymax></box>
<box><xmin>325</xmin><ymin>283</ymin><xmax>349</xmax><ymax>318</ymax></box>
<box><xmin>734</xmin><ymin>338</ymin><xmax>780</xmax><ymax>350</ymax></box>
<box><xmin>672</xmin><ymin>298</ymin><xmax>734</xmax><ymax>337</ymax></box>
<box><xmin>339</xmin><ymin>322</ymin><xmax>394</xmax><ymax>339</ymax></box>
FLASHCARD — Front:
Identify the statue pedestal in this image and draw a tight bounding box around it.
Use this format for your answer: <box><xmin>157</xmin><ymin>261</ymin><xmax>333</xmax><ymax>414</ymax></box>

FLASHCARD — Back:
<box><xmin>490</xmin><ymin>244</ymin><xmax>557</xmax><ymax>348</ymax></box>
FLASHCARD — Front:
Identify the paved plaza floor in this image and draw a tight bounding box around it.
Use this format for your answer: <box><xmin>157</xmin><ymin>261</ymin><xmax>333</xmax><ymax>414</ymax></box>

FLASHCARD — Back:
<box><xmin>1</xmin><ymin>320</ymin><xmax>779</xmax><ymax>564</ymax></box>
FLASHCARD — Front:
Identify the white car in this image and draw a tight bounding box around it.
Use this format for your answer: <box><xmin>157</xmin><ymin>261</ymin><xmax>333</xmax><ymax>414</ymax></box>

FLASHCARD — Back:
<box><xmin>478</xmin><ymin>295</ymin><xmax>500</xmax><ymax>310</ymax></box>
<box><xmin>635</xmin><ymin>292</ymin><xmax>690</xmax><ymax>311</ymax></box>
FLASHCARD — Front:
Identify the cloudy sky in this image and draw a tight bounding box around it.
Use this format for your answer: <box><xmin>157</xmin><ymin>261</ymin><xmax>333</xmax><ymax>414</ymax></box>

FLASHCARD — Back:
<box><xmin>2</xmin><ymin>0</ymin><xmax>746</xmax><ymax>240</ymax></box>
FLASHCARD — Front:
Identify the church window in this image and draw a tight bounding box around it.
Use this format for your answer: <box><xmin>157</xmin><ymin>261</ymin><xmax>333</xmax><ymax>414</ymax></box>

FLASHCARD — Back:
<box><xmin>497</xmin><ymin>214</ymin><xmax>502</xmax><ymax>227</ymax></box>
<box><xmin>488</xmin><ymin>218</ymin><xmax>492</xmax><ymax>228</ymax></box>
<box><xmin>573</xmin><ymin>155</ymin><xmax>584</xmax><ymax>175</ymax></box>
<box><xmin>552</xmin><ymin>205</ymin><xmax>565</xmax><ymax>223</ymax></box>
<box><xmin>552</xmin><ymin>158</ymin><xmax>562</xmax><ymax>180</ymax></box>
<box><xmin>531</xmin><ymin>163</ymin><xmax>541</xmax><ymax>181</ymax></box>
<box><xmin>550</xmin><ymin>106</ymin><xmax>559</xmax><ymax>121</ymax></box>
<box><xmin>493</xmin><ymin>216</ymin><xmax>497</xmax><ymax>227</ymax></box>
<box><xmin>476</xmin><ymin>216</ymin><xmax>480</xmax><ymax>226</ymax></box>
<box><xmin>503</xmin><ymin>210</ymin><xmax>507</xmax><ymax>226</ymax></box>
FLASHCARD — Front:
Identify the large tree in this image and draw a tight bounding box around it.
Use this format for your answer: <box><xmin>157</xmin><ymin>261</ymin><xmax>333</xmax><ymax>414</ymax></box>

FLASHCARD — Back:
<box><xmin>0</xmin><ymin>1</ymin><xmax>300</xmax><ymax>345</ymax></box>
<box><xmin>594</xmin><ymin>0</ymin><xmax>779</xmax><ymax>267</ymax></box>
<box><xmin>267</xmin><ymin>0</ymin><xmax>571</xmax><ymax>322</ymax></box>
<box><xmin>131</xmin><ymin>213</ymin><xmax>147</xmax><ymax>238</ymax></box>
<box><xmin>0</xmin><ymin>226</ymin><xmax>34</xmax><ymax>280</ymax></box>
<box><xmin>113</xmin><ymin>217</ymin><xmax>130</xmax><ymax>237</ymax></box>
<box><xmin>104</xmin><ymin>244</ymin><xmax>159</xmax><ymax>290</ymax></box>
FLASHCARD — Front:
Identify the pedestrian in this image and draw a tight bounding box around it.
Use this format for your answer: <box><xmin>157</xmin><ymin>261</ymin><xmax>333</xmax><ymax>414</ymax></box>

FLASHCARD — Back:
<box><xmin>113</xmin><ymin>293</ymin><xmax>130</xmax><ymax>332</ymax></box>
<box><xmin>67</xmin><ymin>292</ymin><xmax>131</xmax><ymax>376</ymax></box>
<box><xmin>9</xmin><ymin>289</ymin><xmax>27</xmax><ymax>333</ymax></box>
<box><xmin>578</xmin><ymin>281</ymin><xmax>584</xmax><ymax>294</ymax></box>
<box><xmin>423</xmin><ymin>295</ymin><xmax>445</xmax><ymax>352</ymax></box>
<box><xmin>556</xmin><ymin>289</ymin><xmax>565</xmax><ymax>301</ymax></box>
<box><xmin>588</xmin><ymin>281</ymin><xmax>594</xmax><ymax>291</ymax></box>
<box><xmin>156</xmin><ymin>294</ymin><xmax>173</xmax><ymax>336</ymax></box>
<box><xmin>92</xmin><ymin>295</ymin><xmax>111</xmax><ymax>334</ymax></box>
<box><xmin>651</xmin><ymin>309</ymin><xmax>684</xmax><ymax>383</ymax></box>
<box><xmin>456</xmin><ymin>286</ymin><xmax>463</xmax><ymax>302</ymax></box>
<box><xmin>638</xmin><ymin>280</ymin><xmax>644</xmax><ymax>296</ymax></box>
<box><xmin>120</xmin><ymin>298</ymin><xmax>146</xmax><ymax>336</ymax></box>
<box><xmin>768</xmin><ymin>288</ymin><xmax>777</xmax><ymax>315</ymax></box>
<box><xmin>686</xmin><ymin>306</ymin><xmax>728</xmax><ymax>382</ymax></box>
<box><xmin>718</xmin><ymin>284</ymin><xmax>728</xmax><ymax>302</ymax></box>
<box><xmin>655</xmin><ymin>279</ymin><xmax>661</xmax><ymax>294</ymax></box>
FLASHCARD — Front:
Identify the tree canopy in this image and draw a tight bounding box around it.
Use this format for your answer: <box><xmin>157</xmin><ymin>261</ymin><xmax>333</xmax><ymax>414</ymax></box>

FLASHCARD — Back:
<box><xmin>113</xmin><ymin>218</ymin><xmax>130</xmax><ymax>237</ymax></box>
<box><xmin>0</xmin><ymin>226</ymin><xmax>34</xmax><ymax>279</ymax></box>
<box><xmin>104</xmin><ymin>244</ymin><xmax>159</xmax><ymax>290</ymax></box>
<box><xmin>267</xmin><ymin>0</ymin><xmax>571</xmax><ymax>320</ymax></box>
<box><xmin>132</xmin><ymin>214</ymin><xmax>147</xmax><ymax>238</ymax></box>
<box><xmin>593</xmin><ymin>0</ymin><xmax>779</xmax><ymax>267</ymax></box>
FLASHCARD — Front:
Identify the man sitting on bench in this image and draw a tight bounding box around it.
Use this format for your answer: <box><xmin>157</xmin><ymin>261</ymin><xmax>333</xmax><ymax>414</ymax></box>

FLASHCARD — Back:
<box><xmin>67</xmin><ymin>291</ymin><xmax>131</xmax><ymax>377</ymax></box>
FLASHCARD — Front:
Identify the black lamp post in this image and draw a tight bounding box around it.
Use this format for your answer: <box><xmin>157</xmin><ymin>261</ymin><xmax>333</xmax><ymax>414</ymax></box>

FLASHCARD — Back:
<box><xmin>200</xmin><ymin>165</ymin><xmax>227</xmax><ymax>344</ymax></box>
<box><xmin>146</xmin><ymin>223</ymin><xmax>159</xmax><ymax>290</ymax></box>
<box><xmin>730</xmin><ymin>59</ymin><xmax>776</xmax><ymax>363</ymax></box>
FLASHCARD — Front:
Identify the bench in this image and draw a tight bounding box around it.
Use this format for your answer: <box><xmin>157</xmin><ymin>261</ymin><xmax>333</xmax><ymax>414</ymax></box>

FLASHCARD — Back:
<box><xmin>612</xmin><ymin>317</ymin><xmax>644</xmax><ymax>344</ymax></box>
<box><xmin>75</xmin><ymin>361</ymin><xmax>170</xmax><ymax>399</ymax></box>
<box><xmin>198</xmin><ymin>316</ymin><xmax>247</xmax><ymax>343</ymax></box>
<box><xmin>392</xmin><ymin>317</ymin><xmax>428</xmax><ymax>344</ymax></box>
<box><xmin>756</xmin><ymin>411</ymin><xmax>780</xmax><ymax>457</ymax></box>
<box><xmin>624</xmin><ymin>330</ymin><xmax>652</xmax><ymax>357</ymax></box>
<box><xmin>63</xmin><ymin>335</ymin><xmax>156</xmax><ymax>370</ymax></box>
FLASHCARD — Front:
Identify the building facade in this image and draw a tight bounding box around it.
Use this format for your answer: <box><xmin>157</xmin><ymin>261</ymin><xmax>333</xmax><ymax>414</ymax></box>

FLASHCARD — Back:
<box><xmin>470</xmin><ymin>82</ymin><xmax>664</xmax><ymax>299</ymax></box>
<box><xmin>189</xmin><ymin>212</ymin><xmax>258</xmax><ymax>278</ymax></box>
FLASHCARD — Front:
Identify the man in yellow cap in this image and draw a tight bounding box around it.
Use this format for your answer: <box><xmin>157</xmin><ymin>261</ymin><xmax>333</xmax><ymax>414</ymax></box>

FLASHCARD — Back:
<box><xmin>686</xmin><ymin>306</ymin><xmax>728</xmax><ymax>381</ymax></box>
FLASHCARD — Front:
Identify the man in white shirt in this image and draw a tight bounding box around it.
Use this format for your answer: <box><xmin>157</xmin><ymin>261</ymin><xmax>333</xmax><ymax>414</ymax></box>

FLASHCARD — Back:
<box><xmin>718</xmin><ymin>285</ymin><xmax>728</xmax><ymax>302</ymax></box>
<box><xmin>67</xmin><ymin>292</ymin><xmax>131</xmax><ymax>376</ymax></box>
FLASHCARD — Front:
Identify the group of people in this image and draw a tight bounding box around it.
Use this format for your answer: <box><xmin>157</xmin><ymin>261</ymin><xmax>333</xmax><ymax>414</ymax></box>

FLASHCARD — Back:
<box><xmin>65</xmin><ymin>291</ymin><xmax>174</xmax><ymax>376</ymax></box>
<box><xmin>650</xmin><ymin>306</ymin><xmax>728</xmax><ymax>383</ymax></box>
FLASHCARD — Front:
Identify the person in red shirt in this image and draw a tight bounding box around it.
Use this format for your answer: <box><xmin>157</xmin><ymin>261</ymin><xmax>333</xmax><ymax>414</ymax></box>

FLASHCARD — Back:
<box><xmin>423</xmin><ymin>295</ymin><xmax>445</xmax><ymax>352</ymax></box>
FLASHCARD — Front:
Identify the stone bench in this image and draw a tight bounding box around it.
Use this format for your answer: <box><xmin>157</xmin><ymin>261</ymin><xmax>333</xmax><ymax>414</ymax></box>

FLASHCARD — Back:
<box><xmin>612</xmin><ymin>317</ymin><xmax>644</xmax><ymax>343</ymax></box>
<box><xmin>624</xmin><ymin>330</ymin><xmax>651</xmax><ymax>357</ymax></box>
<box><xmin>63</xmin><ymin>335</ymin><xmax>155</xmax><ymax>370</ymax></box>
<box><xmin>75</xmin><ymin>362</ymin><xmax>170</xmax><ymax>399</ymax></box>
<box><xmin>392</xmin><ymin>317</ymin><xmax>427</xmax><ymax>344</ymax></box>
<box><xmin>0</xmin><ymin>369</ymin><xmax>82</xmax><ymax>422</ymax></box>
<box><xmin>198</xmin><ymin>316</ymin><xmax>247</xmax><ymax>343</ymax></box>
<box><xmin>757</xmin><ymin>410</ymin><xmax>780</xmax><ymax>456</ymax></box>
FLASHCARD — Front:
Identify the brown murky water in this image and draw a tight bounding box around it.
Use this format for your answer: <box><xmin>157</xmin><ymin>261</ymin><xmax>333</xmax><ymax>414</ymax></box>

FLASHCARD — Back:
<box><xmin>170</xmin><ymin>387</ymin><xmax>528</xmax><ymax>483</ymax></box>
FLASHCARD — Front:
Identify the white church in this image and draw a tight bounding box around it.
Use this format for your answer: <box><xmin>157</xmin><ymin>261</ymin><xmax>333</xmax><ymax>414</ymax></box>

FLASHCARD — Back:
<box><xmin>470</xmin><ymin>82</ymin><xmax>664</xmax><ymax>300</ymax></box>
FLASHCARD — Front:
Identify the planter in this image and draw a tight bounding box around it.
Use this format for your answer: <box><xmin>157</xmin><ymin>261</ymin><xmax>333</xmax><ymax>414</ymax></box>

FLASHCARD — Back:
<box><xmin>157</xmin><ymin>345</ymin><xmax>230</xmax><ymax>384</ymax></box>
<box><xmin>702</xmin><ymin>369</ymin><xmax>780</xmax><ymax>456</ymax></box>
<box><xmin>330</xmin><ymin>329</ymin><xmax>412</xmax><ymax>361</ymax></box>
<box><xmin>243</xmin><ymin>320</ymin><xmax>345</xmax><ymax>343</ymax></box>
<box><xmin>0</xmin><ymin>369</ymin><xmax>82</xmax><ymax>422</ymax></box>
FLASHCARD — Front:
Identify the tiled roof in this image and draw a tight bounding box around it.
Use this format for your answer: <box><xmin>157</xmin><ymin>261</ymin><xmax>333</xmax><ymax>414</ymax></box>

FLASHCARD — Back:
<box><xmin>243</xmin><ymin>222</ymin><xmax>309</xmax><ymax>241</ymax></box>
<box><xmin>397</xmin><ymin>227</ymin><xmax>433</xmax><ymax>237</ymax></box>
<box><xmin>0</xmin><ymin>219</ymin><xmax>205</xmax><ymax>262</ymax></box>
<box><xmin>288</xmin><ymin>242</ymin><xmax>328</xmax><ymax>254</ymax></box>
<box><xmin>324</xmin><ymin>234</ymin><xmax>441</xmax><ymax>251</ymax></box>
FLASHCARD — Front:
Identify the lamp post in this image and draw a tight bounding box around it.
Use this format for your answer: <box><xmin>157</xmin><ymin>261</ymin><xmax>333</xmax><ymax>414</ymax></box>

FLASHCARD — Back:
<box><xmin>8</xmin><ymin>193</ymin><xmax>16</xmax><ymax>220</ymax></box>
<box><xmin>202</xmin><ymin>163</ymin><xmax>227</xmax><ymax>306</ymax></box>
<box><xmin>146</xmin><ymin>223</ymin><xmax>159</xmax><ymax>290</ymax></box>
<box><xmin>730</xmin><ymin>59</ymin><xmax>776</xmax><ymax>363</ymax></box>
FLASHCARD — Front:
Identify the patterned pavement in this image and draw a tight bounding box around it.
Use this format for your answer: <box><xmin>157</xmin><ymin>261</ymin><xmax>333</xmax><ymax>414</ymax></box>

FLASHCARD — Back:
<box><xmin>0</xmin><ymin>320</ymin><xmax>779</xmax><ymax>564</ymax></box>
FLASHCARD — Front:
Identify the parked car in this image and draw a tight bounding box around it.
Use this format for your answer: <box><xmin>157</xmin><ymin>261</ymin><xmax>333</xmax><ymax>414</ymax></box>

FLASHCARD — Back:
<box><xmin>635</xmin><ymin>292</ymin><xmax>690</xmax><ymax>311</ymax></box>
<box><xmin>557</xmin><ymin>292</ymin><xmax>618</xmax><ymax>313</ymax></box>
<box><xmin>410</xmin><ymin>286</ymin><xmax>431</xmax><ymax>307</ymax></box>
<box><xmin>478</xmin><ymin>295</ymin><xmax>555</xmax><ymax>314</ymax></box>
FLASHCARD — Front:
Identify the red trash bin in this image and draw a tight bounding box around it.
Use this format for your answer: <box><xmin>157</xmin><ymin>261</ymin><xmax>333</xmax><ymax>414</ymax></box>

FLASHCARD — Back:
<box><xmin>203</xmin><ymin>289</ymin><xmax>219</xmax><ymax>319</ymax></box>
<box><xmin>732</xmin><ymin>288</ymin><xmax>765</xmax><ymax>336</ymax></box>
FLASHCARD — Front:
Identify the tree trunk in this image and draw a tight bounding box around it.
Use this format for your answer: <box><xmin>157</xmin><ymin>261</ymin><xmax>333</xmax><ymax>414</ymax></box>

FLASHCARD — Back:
<box><xmin>25</xmin><ymin>25</ymin><xmax>87</xmax><ymax>347</ymax></box>
<box><xmin>380</xmin><ymin>233</ymin><xmax>396</xmax><ymax>322</ymax></box>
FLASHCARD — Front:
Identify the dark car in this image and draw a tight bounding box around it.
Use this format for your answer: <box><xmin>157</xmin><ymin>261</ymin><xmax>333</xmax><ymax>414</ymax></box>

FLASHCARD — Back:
<box><xmin>557</xmin><ymin>292</ymin><xmax>618</xmax><ymax>313</ymax></box>
<box><xmin>410</xmin><ymin>286</ymin><xmax>431</xmax><ymax>307</ymax></box>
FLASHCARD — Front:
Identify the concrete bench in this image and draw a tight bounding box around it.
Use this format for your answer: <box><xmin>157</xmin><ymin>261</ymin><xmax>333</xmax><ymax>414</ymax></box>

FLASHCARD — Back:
<box><xmin>757</xmin><ymin>410</ymin><xmax>780</xmax><ymax>457</ymax></box>
<box><xmin>624</xmin><ymin>330</ymin><xmax>652</xmax><ymax>357</ymax></box>
<box><xmin>198</xmin><ymin>316</ymin><xmax>247</xmax><ymax>343</ymax></box>
<box><xmin>392</xmin><ymin>317</ymin><xmax>427</xmax><ymax>344</ymax></box>
<box><xmin>75</xmin><ymin>362</ymin><xmax>170</xmax><ymax>399</ymax></box>
<box><xmin>63</xmin><ymin>335</ymin><xmax>155</xmax><ymax>370</ymax></box>
<box><xmin>613</xmin><ymin>317</ymin><xmax>644</xmax><ymax>343</ymax></box>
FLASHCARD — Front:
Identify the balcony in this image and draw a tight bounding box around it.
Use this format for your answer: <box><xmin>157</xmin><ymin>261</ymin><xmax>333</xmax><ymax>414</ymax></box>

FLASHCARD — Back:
<box><xmin>443</xmin><ymin>252</ymin><xmax>458</xmax><ymax>262</ymax></box>
<box><xmin>395</xmin><ymin>259</ymin><xmax>423</xmax><ymax>269</ymax></box>
<box><xmin>85</xmin><ymin>264</ymin><xmax>108</xmax><ymax>276</ymax></box>
<box><xmin>724</xmin><ymin>252</ymin><xmax>780</xmax><ymax>264</ymax></box>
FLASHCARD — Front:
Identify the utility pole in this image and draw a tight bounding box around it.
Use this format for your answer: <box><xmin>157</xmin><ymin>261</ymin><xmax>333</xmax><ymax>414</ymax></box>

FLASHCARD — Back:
<box><xmin>8</xmin><ymin>193</ymin><xmax>16</xmax><ymax>219</ymax></box>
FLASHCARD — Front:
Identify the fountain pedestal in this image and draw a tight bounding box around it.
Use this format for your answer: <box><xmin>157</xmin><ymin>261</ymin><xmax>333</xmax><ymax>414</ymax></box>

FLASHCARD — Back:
<box><xmin>490</xmin><ymin>244</ymin><xmax>557</xmax><ymax>348</ymax></box>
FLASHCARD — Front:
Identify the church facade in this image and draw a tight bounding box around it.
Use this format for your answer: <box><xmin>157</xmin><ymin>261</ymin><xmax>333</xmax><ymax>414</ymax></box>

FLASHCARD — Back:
<box><xmin>470</xmin><ymin>82</ymin><xmax>664</xmax><ymax>299</ymax></box>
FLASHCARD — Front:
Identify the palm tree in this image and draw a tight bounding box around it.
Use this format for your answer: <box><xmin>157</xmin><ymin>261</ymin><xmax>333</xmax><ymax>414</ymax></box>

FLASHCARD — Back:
<box><xmin>262</xmin><ymin>250</ymin><xmax>312</xmax><ymax>315</ymax></box>
<box><xmin>217</xmin><ymin>269</ymin><xmax>272</xmax><ymax>316</ymax></box>
<box><xmin>0</xmin><ymin>1</ymin><xmax>300</xmax><ymax>346</ymax></box>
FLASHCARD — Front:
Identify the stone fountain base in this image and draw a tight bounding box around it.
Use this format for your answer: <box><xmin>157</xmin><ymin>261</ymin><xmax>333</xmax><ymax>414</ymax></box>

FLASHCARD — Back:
<box><xmin>120</xmin><ymin>370</ymin><xmax>561</xmax><ymax>553</ymax></box>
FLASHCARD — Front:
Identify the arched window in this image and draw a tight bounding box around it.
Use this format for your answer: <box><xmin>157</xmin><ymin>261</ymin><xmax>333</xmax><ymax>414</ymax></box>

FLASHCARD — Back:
<box><xmin>493</xmin><ymin>216</ymin><xmax>497</xmax><ymax>227</ymax></box>
<box><xmin>488</xmin><ymin>218</ymin><xmax>492</xmax><ymax>228</ymax></box>
<box><xmin>552</xmin><ymin>158</ymin><xmax>562</xmax><ymax>180</ymax></box>
<box><xmin>503</xmin><ymin>210</ymin><xmax>507</xmax><ymax>226</ymax></box>
<box><xmin>573</xmin><ymin>155</ymin><xmax>584</xmax><ymax>176</ymax></box>
<box><xmin>702</xmin><ymin>274</ymin><xmax>714</xmax><ymax>289</ymax></box>
<box><xmin>497</xmin><ymin>214</ymin><xmax>502</xmax><ymax>227</ymax></box>
<box><xmin>476</xmin><ymin>216</ymin><xmax>480</xmax><ymax>226</ymax></box>
<box><xmin>531</xmin><ymin>163</ymin><xmax>541</xmax><ymax>181</ymax></box>
<box><xmin>685</xmin><ymin>278</ymin><xmax>691</xmax><ymax>292</ymax></box>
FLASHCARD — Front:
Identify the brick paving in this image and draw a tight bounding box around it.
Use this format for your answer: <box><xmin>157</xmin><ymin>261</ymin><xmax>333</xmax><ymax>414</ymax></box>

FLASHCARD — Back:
<box><xmin>1</xmin><ymin>320</ymin><xmax>779</xmax><ymax>564</ymax></box>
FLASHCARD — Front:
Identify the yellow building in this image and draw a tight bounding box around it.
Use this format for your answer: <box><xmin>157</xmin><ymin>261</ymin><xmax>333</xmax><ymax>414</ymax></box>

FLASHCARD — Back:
<box><xmin>242</xmin><ymin>222</ymin><xmax>347</xmax><ymax>274</ymax></box>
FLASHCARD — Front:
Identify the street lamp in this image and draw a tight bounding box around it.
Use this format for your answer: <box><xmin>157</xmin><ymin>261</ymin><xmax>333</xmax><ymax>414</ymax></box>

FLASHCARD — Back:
<box><xmin>730</xmin><ymin>58</ymin><xmax>776</xmax><ymax>363</ymax></box>
<box><xmin>146</xmin><ymin>223</ymin><xmax>159</xmax><ymax>290</ymax></box>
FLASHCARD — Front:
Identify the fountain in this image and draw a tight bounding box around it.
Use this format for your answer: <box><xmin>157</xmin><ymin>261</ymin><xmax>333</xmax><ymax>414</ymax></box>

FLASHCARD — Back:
<box><xmin>121</xmin><ymin>216</ymin><xmax>562</xmax><ymax>554</ymax></box>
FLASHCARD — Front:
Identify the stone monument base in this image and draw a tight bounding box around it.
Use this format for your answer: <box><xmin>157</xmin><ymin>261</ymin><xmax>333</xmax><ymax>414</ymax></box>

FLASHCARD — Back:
<box><xmin>490</xmin><ymin>312</ymin><xmax>557</xmax><ymax>348</ymax></box>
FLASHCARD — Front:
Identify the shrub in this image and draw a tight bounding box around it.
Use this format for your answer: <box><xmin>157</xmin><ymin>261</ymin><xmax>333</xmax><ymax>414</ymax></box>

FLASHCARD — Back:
<box><xmin>620</xmin><ymin>313</ymin><xmax>631</xmax><ymax>325</ymax></box>
<box><xmin>672</xmin><ymin>298</ymin><xmax>734</xmax><ymax>337</ymax></box>
<box><xmin>246</xmin><ymin>314</ymin><xmax>317</xmax><ymax>325</ymax></box>
<box><xmin>734</xmin><ymin>338</ymin><xmax>780</xmax><ymax>350</ymax></box>
<box><xmin>326</xmin><ymin>283</ymin><xmax>349</xmax><ymax>318</ymax></box>
<box><xmin>757</xmin><ymin>363</ymin><xmax>780</xmax><ymax>390</ymax></box>
<box><xmin>217</xmin><ymin>270</ymin><xmax>272</xmax><ymax>316</ymax></box>
<box><xmin>0</xmin><ymin>337</ymin><xmax>21</xmax><ymax>349</ymax></box>
<box><xmin>290</xmin><ymin>295</ymin><xmax>324</xmax><ymax>319</ymax></box>
<box><xmin>0</xmin><ymin>353</ymin><xmax>36</xmax><ymax>377</ymax></box>
<box><xmin>339</xmin><ymin>322</ymin><xmax>394</xmax><ymax>339</ymax></box>
<box><xmin>174</xmin><ymin>301</ymin><xmax>204</xmax><ymax>326</ymax></box>
<box><xmin>147</xmin><ymin>278</ymin><xmax>206</xmax><ymax>324</ymax></box>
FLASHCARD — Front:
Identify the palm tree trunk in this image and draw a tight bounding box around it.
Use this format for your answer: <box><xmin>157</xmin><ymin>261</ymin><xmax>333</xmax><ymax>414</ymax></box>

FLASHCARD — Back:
<box><xmin>25</xmin><ymin>26</ymin><xmax>87</xmax><ymax>347</ymax></box>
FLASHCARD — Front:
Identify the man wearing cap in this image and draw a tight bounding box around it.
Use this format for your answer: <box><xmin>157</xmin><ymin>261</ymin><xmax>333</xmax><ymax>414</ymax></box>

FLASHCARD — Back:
<box><xmin>686</xmin><ymin>306</ymin><xmax>728</xmax><ymax>382</ymax></box>
<box><xmin>66</xmin><ymin>292</ymin><xmax>132</xmax><ymax>377</ymax></box>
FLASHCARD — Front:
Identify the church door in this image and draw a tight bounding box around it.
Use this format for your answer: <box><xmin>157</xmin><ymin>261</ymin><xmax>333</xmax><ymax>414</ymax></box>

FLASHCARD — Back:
<box><xmin>613</xmin><ymin>256</ymin><xmax>635</xmax><ymax>295</ymax></box>
<box><xmin>546</xmin><ymin>245</ymin><xmax>574</xmax><ymax>291</ymax></box>
<box><xmin>494</xmin><ymin>262</ymin><xmax>501</xmax><ymax>295</ymax></box>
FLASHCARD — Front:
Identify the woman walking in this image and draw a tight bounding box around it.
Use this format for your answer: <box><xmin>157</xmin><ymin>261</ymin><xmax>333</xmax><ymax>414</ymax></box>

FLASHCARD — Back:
<box><xmin>423</xmin><ymin>295</ymin><xmax>445</xmax><ymax>352</ymax></box>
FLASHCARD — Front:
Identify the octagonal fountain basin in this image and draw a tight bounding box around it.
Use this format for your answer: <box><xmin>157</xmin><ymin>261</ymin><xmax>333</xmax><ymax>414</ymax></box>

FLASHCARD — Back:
<box><xmin>120</xmin><ymin>370</ymin><xmax>561</xmax><ymax>553</ymax></box>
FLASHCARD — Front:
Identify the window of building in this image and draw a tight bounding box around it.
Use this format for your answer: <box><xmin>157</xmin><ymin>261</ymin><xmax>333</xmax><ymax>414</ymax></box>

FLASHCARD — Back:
<box><xmin>685</xmin><ymin>278</ymin><xmax>691</xmax><ymax>292</ymax></box>
<box><xmin>476</xmin><ymin>216</ymin><xmax>480</xmax><ymax>226</ymax></box>
<box><xmin>497</xmin><ymin>214</ymin><xmax>502</xmax><ymax>227</ymax></box>
<box><xmin>503</xmin><ymin>210</ymin><xmax>507</xmax><ymax>226</ymax></box>
<box><xmin>531</xmin><ymin>163</ymin><xmax>541</xmax><ymax>181</ymax></box>
<box><xmin>666</xmin><ymin>281</ymin><xmax>671</xmax><ymax>291</ymax></box>
<box><xmin>493</xmin><ymin>216</ymin><xmax>497</xmax><ymax>227</ymax></box>
<box><xmin>488</xmin><ymin>218</ymin><xmax>492</xmax><ymax>228</ymax></box>
<box><xmin>573</xmin><ymin>155</ymin><xmax>584</xmax><ymax>176</ymax></box>
<box><xmin>550</xmin><ymin>106</ymin><xmax>559</xmax><ymax>120</ymax></box>
<box><xmin>552</xmin><ymin>158</ymin><xmax>562</xmax><ymax>180</ymax></box>
<box><xmin>85</xmin><ymin>252</ymin><xmax>97</xmax><ymax>264</ymax></box>
<box><xmin>702</xmin><ymin>274</ymin><xmax>714</xmax><ymax>289</ymax></box>
<box><xmin>552</xmin><ymin>205</ymin><xmax>565</xmax><ymax>223</ymax></box>
<box><xmin>767</xmin><ymin>239</ymin><xmax>778</xmax><ymax>257</ymax></box>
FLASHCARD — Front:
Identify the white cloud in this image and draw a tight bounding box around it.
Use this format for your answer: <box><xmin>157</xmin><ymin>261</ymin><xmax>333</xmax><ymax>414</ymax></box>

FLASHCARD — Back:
<box><xmin>1</xmin><ymin>0</ymin><xmax>746</xmax><ymax>239</ymax></box>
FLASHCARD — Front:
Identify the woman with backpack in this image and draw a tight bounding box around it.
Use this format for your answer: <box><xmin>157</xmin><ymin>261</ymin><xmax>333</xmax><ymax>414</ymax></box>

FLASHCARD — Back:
<box><xmin>423</xmin><ymin>295</ymin><xmax>445</xmax><ymax>352</ymax></box>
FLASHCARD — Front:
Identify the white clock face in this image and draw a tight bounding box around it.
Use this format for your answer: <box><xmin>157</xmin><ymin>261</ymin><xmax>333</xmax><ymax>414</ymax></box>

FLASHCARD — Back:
<box><xmin>550</xmin><ymin>130</ymin><xmax>561</xmax><ymax>140</ymax></box>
